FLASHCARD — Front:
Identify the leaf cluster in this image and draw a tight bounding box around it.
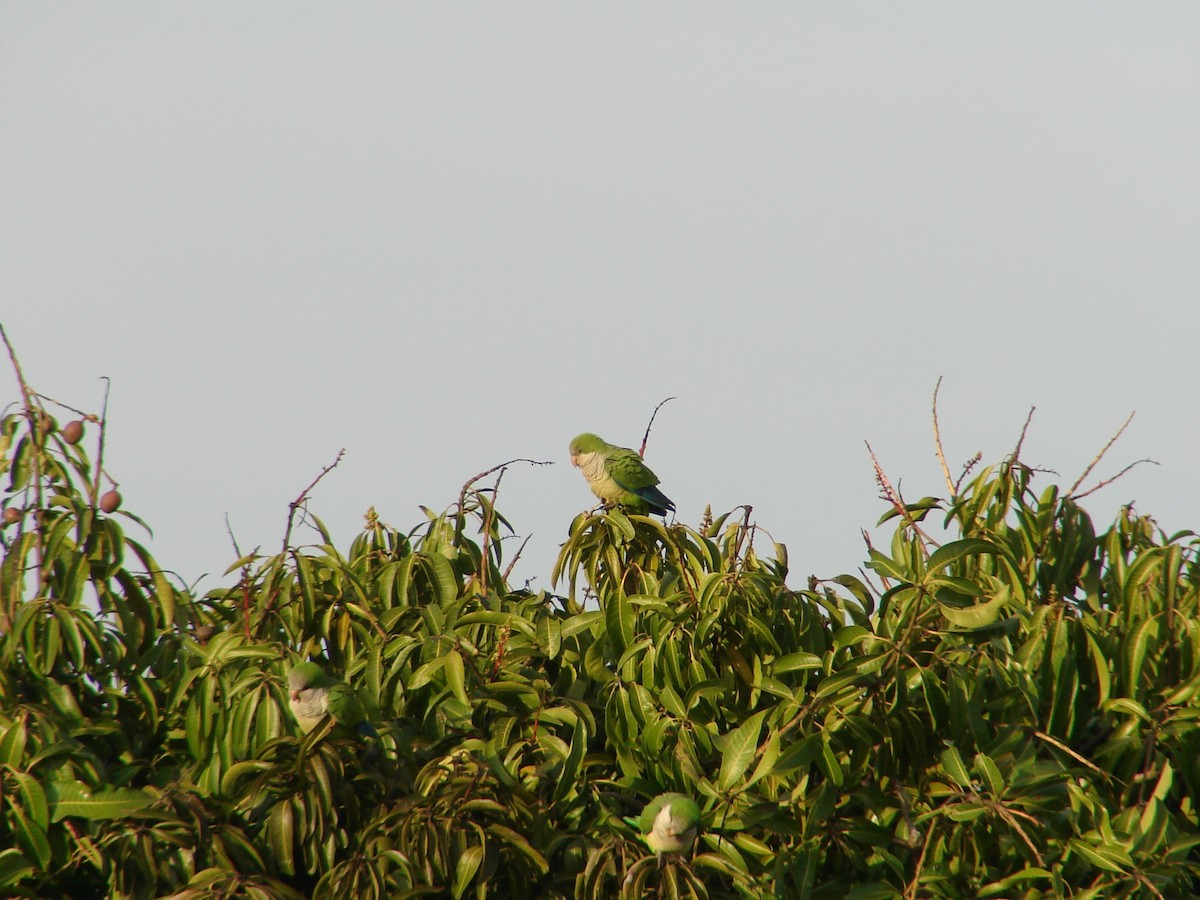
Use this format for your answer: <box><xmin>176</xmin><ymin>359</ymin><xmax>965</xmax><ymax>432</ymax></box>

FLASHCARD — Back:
<box><xmin>2</xmin><ymin>399</ymin><xmax>1200</xmax><ymax>898</ymax></box>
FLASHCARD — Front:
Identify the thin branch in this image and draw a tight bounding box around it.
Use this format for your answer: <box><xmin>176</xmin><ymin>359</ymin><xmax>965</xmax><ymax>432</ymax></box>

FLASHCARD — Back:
<box><xmin>28</xmin><ymin>392</ymin><xmax>98</xmax><ymax>422</ymax></box>
<box><xmin>1031</xmin><ymin>730</ymin><xmax>1112</xmax><ymax>781</ymax></box>
<box><xmin>931</xmin><ymin>377</ymin><xmax>955</xmax><ymax>497</ymax></box>
<box><xmin>639</xmin><ymin>396</ymin><xmax>676</xmax><ymax>457</ymax></box>
<box><xmin>281</xmin><ymin>448</ymin><xmax>345</xmax><ymax>554</ymax></box>
<box><xmin>225</xmin><ymin>513</ymin><xmax>244</xmax><ymax>559</ymax></box>
<box><xmin>0</xmin><ymin>323</ymin><xmax>46</xmax><ymax>597</ymax></box>
<box><xmin>1068</xmin><ymin>411</ymin><xmax>1134</xmax><ymax>496</ymax></box>
<box><xmin>0</xmin><ymin>323</ymin><xmax>34</xmax><ymax>409</ymax></box>
<box><xmin>92</xmin><ymin>377</ymin><xmax>112</xmax><ymax>501</ymax></box>
<box><xmin>501</xmin><ymin>533</ymin><xmax>533</xmax><ymax>584</ymax></box>
<box><xmin>457</xmin><ymin>458</ymin><xmax>554</xmax><ymax>516</ymax></box>
<box><xmin>904</xmin><ymin>813</ymin><xmax>935</xmax><ymax>899</ymax></box>
<box><xmin>1009</xmin><ymin>406</ymin><xmax>1036</xmax><ymax>467</ymax></box>
<box><xmin>992</xmin><ymin>803</ymin><xmax>1044</xmax><ymax>867</ymax></box>
<box><xmin>1072</xmin><ymin>458</ymin><xmax>1159</xmax><ymax>501</ymax></box>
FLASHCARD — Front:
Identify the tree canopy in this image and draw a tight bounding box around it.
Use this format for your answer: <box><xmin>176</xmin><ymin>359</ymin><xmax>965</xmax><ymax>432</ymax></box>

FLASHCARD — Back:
<box><xmin>2</xmin><ymin>369</ymin><xmax>1199</xmax><ymax>898</ymax></box>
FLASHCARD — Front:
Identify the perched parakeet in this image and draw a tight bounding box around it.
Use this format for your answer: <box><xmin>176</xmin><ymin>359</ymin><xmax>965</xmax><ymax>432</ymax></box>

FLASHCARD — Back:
<box><xmin>640</xmin><ymin>793</ymin><xmax>701</xmax><ymax>857</ymax></box>
<box><xmin>287</xmin><ymin>662</ymin><xmax>379</xmax><ymax>738</ymax></box>
<box><xmin>569</xmin><ymin>433</ymin><xmax>675</xmax><ymax>516</ymax></box>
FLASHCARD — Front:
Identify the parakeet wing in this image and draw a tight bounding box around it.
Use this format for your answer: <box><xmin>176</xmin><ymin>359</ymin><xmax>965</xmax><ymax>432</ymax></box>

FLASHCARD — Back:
<box><xmin>325</xmin><ymin>683</ymin><xmax>362</xmax><ymax>724</ymax></box>
<box><xmin>605</xmin><ymin>446</ymin><xmax>660</xmax><ymax>491</ymax></box>
<box><xmin>326</xmin><ymin>682</ymin><xmax>379</xmax><ymax>738</ymax></box>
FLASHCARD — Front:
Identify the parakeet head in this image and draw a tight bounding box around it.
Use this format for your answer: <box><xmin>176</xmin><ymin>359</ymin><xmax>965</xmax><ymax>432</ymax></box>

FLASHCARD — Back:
<box><xmin>569</xmin><ymin>433</ymin><xmax>606</xmax><ymax>466</ymax></box>
<box><xmin>288</xmin><ymin>662</ymin><xmax>324</xmax><ymax>697</ymax></box>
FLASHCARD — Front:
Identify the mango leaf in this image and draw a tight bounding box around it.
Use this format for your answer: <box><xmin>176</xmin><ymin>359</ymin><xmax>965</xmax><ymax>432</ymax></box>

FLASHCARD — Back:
<box><xmin>48</xmin><ymin>783</ymin><xmax>155</xmax><ymax>822</ymax></box>
<box><xmin>718</xmin><ymin>710</ymin><xmax>767</xmax><ymax>791</ymax></box>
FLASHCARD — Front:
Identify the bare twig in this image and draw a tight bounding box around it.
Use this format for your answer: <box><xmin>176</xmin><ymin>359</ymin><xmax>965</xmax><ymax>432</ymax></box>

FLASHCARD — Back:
<box><xmin>1068</xmin><ymin>411</ymin><xmax>1135</xmax><ymax>497</ymax></box>
<box><xmin>1072</xmin><ymin>458</ymin><xmax>1159</xmax><ymax>501</ymax></box>
<box><xmin>281</xmin><ymin>448</ymin><xmax>345</xmax><ymax>554</ymax></box>
<box><xmin>457</xmin><ymin>458</ymin><xmax>553</xmax><ymax>516</ymax></box>
<box><xmin>1032</xmin><ymin>730</ymin><xmax>1112</xmax><ymax>781</ymax></box>
<box><xmin>92</xmin><ymin>377</ymin><xmax>112</xmax><ymax>502</ymax></box>
<box><xmin>991</xmin><ymin>803</ymin><xmax>1044</xmax><ymax>866</ymax></box>
<box><xmin>1009</xmin><ymin>406</ymin><xmax>1036</xmax><ymax>467</ymax></box>
<box><xmin>500</xmin><ymin>534</ymin><xmax>533</xmax><ymax>584</ymax></box>
<box><xmin>904</xmin><ymin>811</ymin><xmax>935</xmax><ymax>899</ymax></box>
<box><xmin>27</xmin><ymin>393</ymin><xmax>98</xmax><ymax>422</ymax></box>
<box><xmin>639</xmin><ymin>396</ymin><xmax>676</xmax><ymax>457</ymax></box>
<box><xmin>0</xmin><ymin>323</ymin><xmax>46</xmax><ymax>597</ymax></box>
<box><xmin>457</xmin><ymin>458</ymin><xmax>553</xmax><ymax>592</ymax></box>
<box><xmin>225</xmin><ymin>513</ymin><xmax>244</xmax><ymax>559</ymax></box>
<box><xmin>931</xmin><ymin>377</ymin><xmax>955</xmax><ymax>497</ymax></box>
<box><xmin>0</xmin><ymin>323</ymin><xmax>34</xmax><ymax>411</ymax></box>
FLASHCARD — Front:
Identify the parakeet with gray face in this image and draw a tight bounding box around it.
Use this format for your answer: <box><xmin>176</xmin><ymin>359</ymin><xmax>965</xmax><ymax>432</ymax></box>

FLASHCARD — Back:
<box><xmin>569</xmin><ymin>433</ymin><xmax>675</xmax><ymax>516</ymax></box>
<box><xmin>639</xmin><ymin>792</ymin><xmax>701</xmax><ymax>857</ymax></box>
<box><xmin>287</xmin><ymin>662</ymin><xmax>378</xmax><ymax>738</ymax></box>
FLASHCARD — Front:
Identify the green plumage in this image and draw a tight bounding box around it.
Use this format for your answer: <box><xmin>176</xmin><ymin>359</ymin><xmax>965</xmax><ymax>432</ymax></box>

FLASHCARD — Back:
<box><xmin>569</xmin><ymin>432</ymin><xmax>675</xmax><ymax>516</ymax></box>
<box><xmin>639</xmin><ymin>792</ymin><xmax>700</xmax><ymax>856</ymax></box>
<box><xmin>288</xmin><ymin>662</ymin><xmax>378</xmax><ymax>738</ymax></box>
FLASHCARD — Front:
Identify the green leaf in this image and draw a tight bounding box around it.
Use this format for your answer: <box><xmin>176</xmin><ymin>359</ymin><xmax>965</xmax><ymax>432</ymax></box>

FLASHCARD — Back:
<box><xmin>268</xmin><ymin>801</ymin><xmax>296</xmax><ymax>876</ymax></box>
<box><xmin>446</xmin><ymin>650</ymin><xmax>469</xmax><ymax>705</ymax></box>
<box><xmin>866</xmin><ymin>549</ymin><xmax>911</xmax><ymax>583</ymax></box>
<box><xmin>10</xmin><ymin>772</ymin><xmax>49</xmax><ymax>831</ymax></box>
<box><xmin>927</xmin><ymin>538</ymin><xmax>1005</xmax><ymax>573</ymax></box>
<box><xmin>604</xmin><ymin>592</ymin><xmax>634</xmax><ymax>656</ymax></box>
<box><xmin>0</xmin><ymin>849</ymin><xmax>36</xmax><ymax>888</ymax></box>
<box><xmin>772</xmin><ymin>652</ymin><xmax>823</xmax><ymax>674</ymax></box>
<box><xmin>846</xmin><ymin>881</ymin><xmax>903</xmax><ymax>899</ymax></box>
<box><xmin>48</xmin><ymin>783</ymin><xmax>155</xmax><ymax>821</ymax></box>
<box><xmin>451</xmin><ymin>844</ymin><xmax>484</xmax><ymax>899</ymax></box>
<box><xmin>10</xmin><ymin>805</ymin><xmax>49</xmax><ymax>871</ymax></box>
<box><xmin>974</xmin><ymin>753</ymin><xmax>1005</xmax><ymax>797</ymax></box>
<box><xmin>1068</xmin><ymin>839</ymin><xmax>1129</xmax><ymax>873</ymax></box>
<box><xmin>487</xmin><ymin>824</ymin><xmax>550</xmax><ymax>874</ymax></box>
<box><xmin>832</xmin><ymin>625</ymin><xmax>870</xmax><ymax>650</ymax></box>
<box><xmin>940</xmin><ymin>746</ymin><xmax>972</xmax><ymax>790</ymax></box>
<box><xmin>1103</xmin><ymin>698</ymin><xmax>1151</xmax><ymax>721</ymax></box>
<box><xmin>938</xmin><ymin>593</ymin><xmax>1006</xmax><ymax>629</ymax></box>
<box><xmin>0</xmin><ymin>716</ymin><xmax>28</xmax><ymax>767</ymax></box>
<box><xmin>718</xmin><ymin>710</ymin><xmax>767</xmax><ymax>791</ymax></box>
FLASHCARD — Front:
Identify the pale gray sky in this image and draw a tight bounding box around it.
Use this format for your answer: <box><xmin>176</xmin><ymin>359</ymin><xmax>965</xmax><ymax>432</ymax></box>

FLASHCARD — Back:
<box><xmin>3</xmin><ymin>5</ymin><xmax>1198</xmax><ymax>592</ymax></box>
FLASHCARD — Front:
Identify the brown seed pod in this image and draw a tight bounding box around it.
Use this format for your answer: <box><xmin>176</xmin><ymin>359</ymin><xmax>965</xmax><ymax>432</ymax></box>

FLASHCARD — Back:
<box><xmin>100</xmin><ymin>490</ymin><xmax>122</xmax><ymax>513</ymax></box>
<box><xmin>63</xmin><ymin>420</ymin><xmax>85</xmax><ymax>444</ymax></box>
<box><xmin>37</xmin><ymin>414</ymin><xmax>58</xmax><ymax>437</ymax></box>
<box><xmin>2</xmin><ymin>508</ymin><xmax>21</xmax><ymax>526</ymax></box>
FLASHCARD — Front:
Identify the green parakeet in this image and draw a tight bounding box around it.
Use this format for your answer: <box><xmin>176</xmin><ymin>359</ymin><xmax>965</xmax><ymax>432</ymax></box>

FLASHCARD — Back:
<box><xmin>639</xmin><ymin>793</ymin><xmax>701</xmax><ymax>857</ymax></box>
<box><xmin>288</xmin><ymin>662</ymin><xmax>378</xmax><ymax>738</ymax></box>
<box><xmin>569</xmin><ymin>433</ymin><xmax>675</xmax><ymax>516</ymax></box>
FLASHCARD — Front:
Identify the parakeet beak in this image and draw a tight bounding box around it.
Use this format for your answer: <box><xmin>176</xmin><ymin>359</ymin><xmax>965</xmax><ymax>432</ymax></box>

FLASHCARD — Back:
<box><xmin>290</xmin><ymin>689</ymin><xmax>301</xmax><ymax>702</ymax></box>
<box><xmin>570</xmin><ymin>453</ymin><xmax>579</xmax><ymax>467</ymax></box>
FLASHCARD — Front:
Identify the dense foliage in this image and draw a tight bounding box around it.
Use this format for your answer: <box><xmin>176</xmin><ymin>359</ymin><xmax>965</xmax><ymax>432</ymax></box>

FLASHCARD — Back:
<box><xmin>2</xmin><ymin>388</ymin><xmax>1200</xmax><ymax>898</ymax></box>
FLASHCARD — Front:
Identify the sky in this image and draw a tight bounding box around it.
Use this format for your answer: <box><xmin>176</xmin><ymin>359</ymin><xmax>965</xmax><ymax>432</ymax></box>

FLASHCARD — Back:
<box><xmin>2</xmin><ymin>5</ymin><xmax>1198</xmax><ymax>596</ymax></box>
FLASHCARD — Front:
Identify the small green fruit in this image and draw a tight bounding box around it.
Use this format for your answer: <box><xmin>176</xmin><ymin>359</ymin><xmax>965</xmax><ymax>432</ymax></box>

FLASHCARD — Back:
<box><xmin>100</xmin><ymin>490</ymin><xmax>122</xmax><ymax>513</ymax></box>
<box><xmin>63</xmin><ymin>420</ymin><xmax>85</xmax><ymax>444</ymax></box>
